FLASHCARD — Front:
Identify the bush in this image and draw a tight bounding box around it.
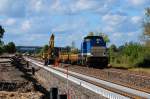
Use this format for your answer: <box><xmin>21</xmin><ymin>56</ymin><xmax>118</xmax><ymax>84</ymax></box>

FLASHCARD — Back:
<box><xmin>4</xmin><ymin>42</ymin><xmax>16</xmax><ymax>53</ymax></box>
<box><xmin>110</xmin><ymin>42</ymin><xmax>150</xmax><ymax>68</ymax></box>
<box><xmin>0</xmin><ymin>46</ymin><xmax>3</xmax><ymax>54</ymax></box>
<box><xmin>136</xmin><ymin>48</ymin><xmax>150</xmax><ymax>67</ymax></box>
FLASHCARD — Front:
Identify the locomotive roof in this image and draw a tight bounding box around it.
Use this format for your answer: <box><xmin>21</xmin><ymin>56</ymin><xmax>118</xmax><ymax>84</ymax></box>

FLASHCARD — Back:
<box><xmin>84</xmin><ymin>36</ymin><xmax>103</xmax><ymax>40</ymax></box>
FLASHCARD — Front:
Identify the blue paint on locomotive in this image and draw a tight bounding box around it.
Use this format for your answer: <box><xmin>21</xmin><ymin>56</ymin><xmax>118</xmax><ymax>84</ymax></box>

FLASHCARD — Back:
<box><xmin>81</xmin><ymin>36</ymin><xmax>106</xmax><ymax>55</ymax></box>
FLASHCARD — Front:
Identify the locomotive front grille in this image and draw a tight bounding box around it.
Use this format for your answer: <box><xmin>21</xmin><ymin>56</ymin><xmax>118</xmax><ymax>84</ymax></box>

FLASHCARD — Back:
<box><xmin>91</xmin><ymin>47</ymin><xmax>107</xmax><ymax>57</ymax></box>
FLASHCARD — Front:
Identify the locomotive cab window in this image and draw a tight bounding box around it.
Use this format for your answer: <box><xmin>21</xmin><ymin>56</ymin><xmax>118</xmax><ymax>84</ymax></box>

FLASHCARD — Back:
<box><xmin>85</xmin><ymin>39</ymin><xmax>90</xmax><ymax>42</ymax></box>
<box><xmin>96</xmin><ymin>39</ymin><xmax>101</xmax><ymax>43</ymax></box>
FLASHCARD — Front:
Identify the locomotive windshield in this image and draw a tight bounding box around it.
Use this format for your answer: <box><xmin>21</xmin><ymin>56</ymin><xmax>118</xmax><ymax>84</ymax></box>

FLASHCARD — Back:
<box><xmin>84</xmin><ymin>36</ymin><xmax>106</xmax><ymax>47</ymax></box>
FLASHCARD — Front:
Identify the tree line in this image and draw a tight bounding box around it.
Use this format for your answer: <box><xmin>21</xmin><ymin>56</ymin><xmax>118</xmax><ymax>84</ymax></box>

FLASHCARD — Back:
<box><xmin>109</xmin><ymin>8</ymin><xmax>150</xmax><ymax>68</ymax></box>
<box><xmin>109</xmin><ymin>43</ymin><xmax>150</xmax><ymax>68</ymax></box>
<box><xmin>0</xmin><ymin>26</ymin><xmax>16</xmax><ymax>54</ymax></box>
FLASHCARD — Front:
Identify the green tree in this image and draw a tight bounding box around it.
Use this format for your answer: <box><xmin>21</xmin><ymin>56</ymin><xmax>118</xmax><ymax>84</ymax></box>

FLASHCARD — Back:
<box><xmin>0</xmin><ymin>25</ymin><xmax>5</xmax><ymax>54</ymax></box>
<box><xmin>121</xmin><ymin>42</ymin><xmax>144</xmax><ymax>64</ymax></box>
<box><xmin>99</xmin><ymin>32</ymin><xmax>110</xmax><ymax>44</ymax></box>
<box><xmin>4</xmin><ymin>42</ymin><xmax>16</xmax><ymax>53</ymax></box>
<box><xmin>39</xmin><ymin>44</ymin><xmax>49</xmax><ymax>57</ymax></box>
<box><xmin>43</xmin><ymin>45</ymin><xmax>49</xmax><ymax>53</ymax></box>
<box><xmin>0</xmin><ymin>25</ymin><xmax>5</xmax><ymax>39</ymax></box>
<box><xmin>143</xmin><ymin>8</ymin><xmax>150</xmax><ymax>46</ymax></box>
<box><xmin>0</xmin><ymin>46</ymin><xmax>4</xmax><ymax>54</ymax></box>
<box><xmin>40</xmin><ymin>44</ymin><xmax>49</xmax><ymax>54</ymax></box>
<box><xmin>109</xmin><ymin>44</ymin><xmax>118</xmax><ymax>62</ymax></box>
<box><xmin>110</xmin><ymin>44</ymin><xmax>117</xmax><ymax>52</ymax></box>
<box><xmin>118</xmin><ymin>45</ymin><xmax>125</xmax><ymax>52</ymax></box>
<box><xmin>65</xmin><ymin>46</ymin><xmax>71</xmax><ymax>52</ymax></box>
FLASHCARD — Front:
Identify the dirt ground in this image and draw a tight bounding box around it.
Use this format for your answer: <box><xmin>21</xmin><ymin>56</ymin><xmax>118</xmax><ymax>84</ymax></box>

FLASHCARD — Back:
<box><xmin>0</xmin><ymin>63</ymin><xmax>25</xmax><ymax>81</ymax></box>
<box><xmin>0</xmin><ymin>91</ymin><xmax>42</xmax><ymax>99</ymax></box>
<box><xmin>0</xmin><ymin>57</ymin><xmax>44</xmax><ymax>99</ymax></box>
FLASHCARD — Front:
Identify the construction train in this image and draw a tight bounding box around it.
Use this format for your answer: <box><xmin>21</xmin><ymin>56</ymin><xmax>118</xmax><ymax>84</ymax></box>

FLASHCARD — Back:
<box><xmin>43</xmin><ymin>34</ymin><xmax>109</xmax><ymax>68</ymax></box>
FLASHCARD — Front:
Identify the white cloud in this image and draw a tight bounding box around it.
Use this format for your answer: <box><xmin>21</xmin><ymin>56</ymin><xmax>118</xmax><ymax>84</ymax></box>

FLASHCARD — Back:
<box><xmin>35</xmin><ymin>0</ymin><xmax>113</xmax><ymax>15</ymax></box>
<box><xmin>112</xmin><ymin>32</ymin><xmax>123</xmax><ymax>38</ymax></box>
<box><xmin>73</xmin><ymin>0</ymin><xmax>98</xmax><ymax>11</ymax></box>
<box><xmin>0</xmin><ymin>0</ymin><xmax>27</xmax><ymax>17</ymax></box>
<box><xmin>127</xmin><ymin>32</ymin><xmax>135</xmax><ymax>36</ymax></box>
<box><xmin>51</xmin><ymin>18</ymin><xmax>87</xmax><ymax>33</ymax></box>
<box><xmin>30</xmin><ymin>0</ymin><xmax>43</xmax><ymax>12</ymax></box>
<box><xmin>25</xmin><ymin>34</ymin><xmax>46</xmax><ymax>42</ymax></box>
<box><xmin>127</xmin><ymin>0</ymin><xmax>147</xmax><ymax>6</ymax></box>
<box><xmin>0</xmin><ymin>18</ymin><xmax>16</xmax><ymax>26</ymax></box>
<box><xmin>5</xmin><ymin>18</ymin><xmax>16</xmax><ymax>26</ymax></box>
<box><xmin>131</xmin><ymin>16</ymin><xmax>142</xmax><ymax>24</ymax></box>
<box><xmin>102</xmin><ymin>14</ymin><xmax>127</xmax><ymax>26</ymax></box>
<box><xmin>52</xmin><ymin>24</ymin><xmax>69</xmax><ymax>32</ymax></box>
<box><xmin>102</xmin><ymin>26</ymin><xmax>114</xmax><ymax>33</ymax></box>
<box><xmin>0</xmin><ymin>0</ymin><xmax>148</xmax><ymax>46</ymax></box>
<box><xmin>21</xmin><ymin>20</ymin><xmax>31</xmax><ymax>31</ymax></box>
<box><xmin>11</xmin><ymin>33</ymin><xmax>49</xmax><ymax>46</ymax></box>
<box><xmin>51</xmin><ymin>0</ymin><xmax>61</xmax><ymax>10</ymax></box>
<box><xmin>69</xmin><ymin>0</ymin><xmax>118</xmax><ymax>14</ymax></box>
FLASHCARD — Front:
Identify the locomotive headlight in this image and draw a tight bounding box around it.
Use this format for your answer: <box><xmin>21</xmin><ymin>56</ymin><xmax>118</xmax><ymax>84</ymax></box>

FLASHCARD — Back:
<box><xmin>103</xmin><ymin>51</ymin><xmax>108</xmax><ymax>56</ymax></box>
<box><xmin>103</xmin><ymin>52</ymin><xmax>106</xmax><ymax>56</ymax></box>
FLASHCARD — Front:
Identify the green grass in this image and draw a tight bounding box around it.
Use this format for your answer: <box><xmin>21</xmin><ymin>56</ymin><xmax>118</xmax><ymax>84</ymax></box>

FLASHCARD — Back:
<box><xmin>111</xmin><ymin>63</ymin><xmax>134</xmax><ymax>69</ymax></box>
<box><xmin>129</xmin><ymin>68</ymin><xmax>150</xmax><ymax>74</ymax></box>
<box><xmin>111</xmin><ymin>63</ymin><xmax>150</xmax><ymax>74</ymax></box>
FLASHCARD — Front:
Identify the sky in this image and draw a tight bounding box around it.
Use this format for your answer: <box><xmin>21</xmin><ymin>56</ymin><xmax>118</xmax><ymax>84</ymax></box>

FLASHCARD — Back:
<box><xmin>0</xmin><ymin>0</ymin><xmax>150</xmax><ymax>48</ymax></box>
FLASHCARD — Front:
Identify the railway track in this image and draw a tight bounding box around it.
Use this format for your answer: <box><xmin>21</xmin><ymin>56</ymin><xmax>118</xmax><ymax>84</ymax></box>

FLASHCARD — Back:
<box><xmin>25</xmin><ymin>57</ymin><xmax>150</xmax><ymax>99</ymax></box>
<box><xmin>55</xmin><ymin>63</ymin><xmax>150</xmax><ymax>93</ymax></box>
<box><xmin>29</xmin><ymin>57</ymin><xmax>150</xmax><ymax>79</ymax></box>
<box><xmin>29</xmin><ymin>57</ymin><xmax>150</xmax><ymax>93</ymax></box>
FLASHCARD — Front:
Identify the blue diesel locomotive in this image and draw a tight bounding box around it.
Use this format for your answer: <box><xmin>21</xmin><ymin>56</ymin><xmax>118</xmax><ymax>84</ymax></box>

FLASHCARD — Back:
<box><xmin>79</xmin><ymin>35</ymin><xmax>108</xmax><ymax>68</ymax></box>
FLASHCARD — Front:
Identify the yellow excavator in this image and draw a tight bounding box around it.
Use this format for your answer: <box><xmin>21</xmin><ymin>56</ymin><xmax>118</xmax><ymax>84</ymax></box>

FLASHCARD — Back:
<box><xmin>43</xmin><ymin>33</ymin><xmax>56</xmax><ymax>65</ymax></box>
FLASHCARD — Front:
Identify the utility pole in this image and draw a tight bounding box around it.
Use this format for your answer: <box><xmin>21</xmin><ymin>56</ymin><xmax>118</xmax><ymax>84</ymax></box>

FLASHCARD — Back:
<box><xmin>66</xmin><ymin>65</ymin><xmax>70</xmax><ymax>99</ymax></box>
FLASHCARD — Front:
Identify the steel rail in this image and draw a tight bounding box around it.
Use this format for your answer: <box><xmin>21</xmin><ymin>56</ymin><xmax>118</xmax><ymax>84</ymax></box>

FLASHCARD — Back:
<box><xmin>25</xmin><ymin>57</ymin><xmax>130</xmax><ymax>99</ymax></box>
<box><xmin>27</xmin><ymin>57</ymin><xmax>150</xmax><ymax>97</ymax></box>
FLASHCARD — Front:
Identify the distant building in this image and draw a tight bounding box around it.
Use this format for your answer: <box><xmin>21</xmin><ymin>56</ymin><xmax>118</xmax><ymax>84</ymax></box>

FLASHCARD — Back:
<box><xmin>16</xmin><ymin>46</ymin><xmax>42</xmax><ymax>53</ymax></box>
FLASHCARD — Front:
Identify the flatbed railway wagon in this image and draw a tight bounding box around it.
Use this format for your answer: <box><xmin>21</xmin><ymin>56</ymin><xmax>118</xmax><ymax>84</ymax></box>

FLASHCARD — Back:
<box><xmin>59</xmin><ymin>52</ymin><xmax>78</xmax><ymax>64</ymax></box>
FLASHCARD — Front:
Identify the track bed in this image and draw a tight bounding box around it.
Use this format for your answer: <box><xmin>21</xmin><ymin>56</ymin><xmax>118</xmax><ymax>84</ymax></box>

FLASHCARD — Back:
<box><xmin>30</xmin><ymin>57</ymin><xmax>150</xmax><ymax>94</ymax></box>
<box><xmin>60</xmin><ymin>64</ymin><xmax>150</xmax><ymax>93</ymax></box>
